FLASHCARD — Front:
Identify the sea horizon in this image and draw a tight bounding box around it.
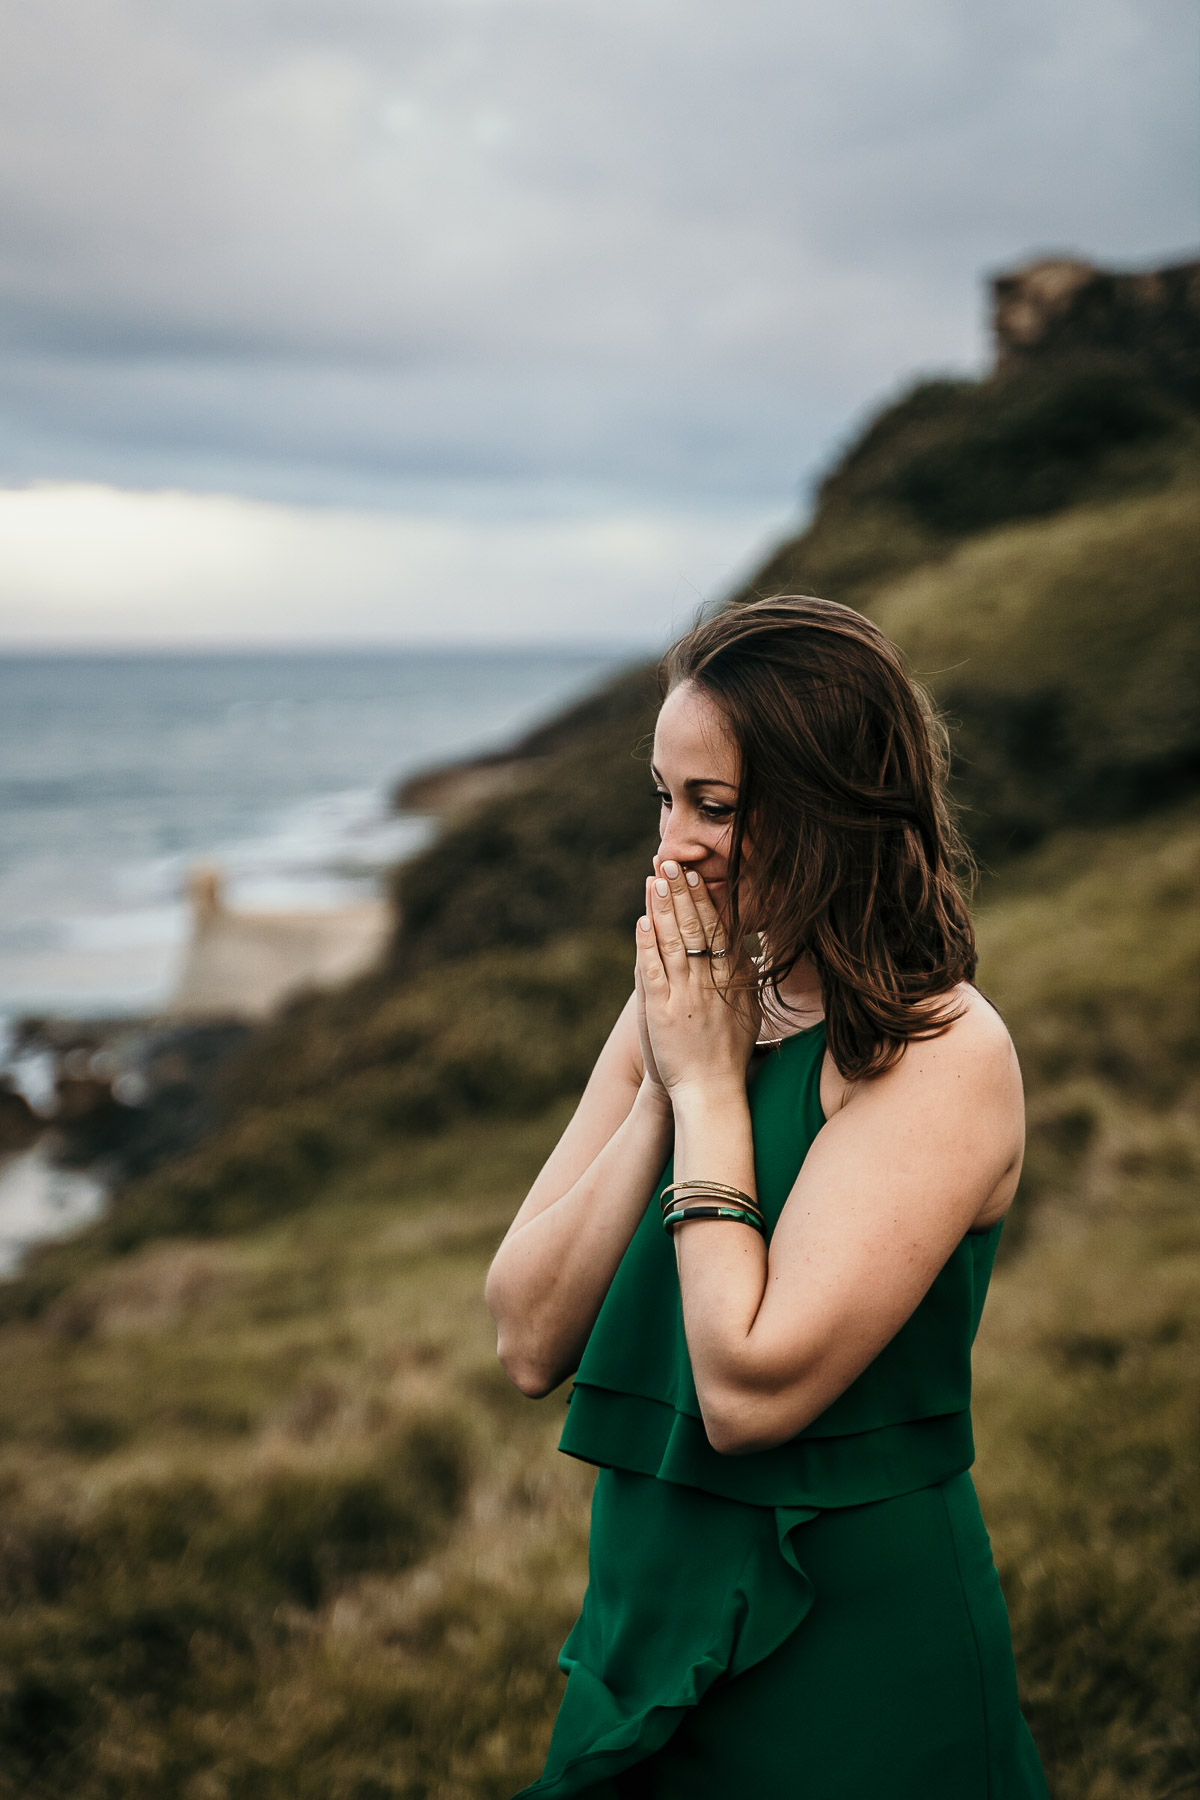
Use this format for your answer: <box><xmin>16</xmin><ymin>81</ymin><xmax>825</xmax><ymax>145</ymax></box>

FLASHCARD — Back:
<box><xmin>0</xmin><ymin>636</ymin><xmax>656</xmax><ymax>659</ymax></box>
<box><xmin>0</xmin><ymin>643</ymin><xmax>641</xmax><ymax>1025</ymax></box>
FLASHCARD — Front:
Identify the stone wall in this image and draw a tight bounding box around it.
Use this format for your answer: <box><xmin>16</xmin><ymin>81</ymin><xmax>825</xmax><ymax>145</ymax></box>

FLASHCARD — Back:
<box><xmin>166</xmin><ymin>867</ymin><xmax>391</xmax><ymax>1022</ymax></box>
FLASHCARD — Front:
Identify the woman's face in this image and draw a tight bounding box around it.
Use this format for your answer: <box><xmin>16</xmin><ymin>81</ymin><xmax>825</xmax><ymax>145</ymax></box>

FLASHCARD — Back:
<box><xmin>651</xmin><ymin>681</ymin><xmax>741</xmax><ymax>903</ymax></box>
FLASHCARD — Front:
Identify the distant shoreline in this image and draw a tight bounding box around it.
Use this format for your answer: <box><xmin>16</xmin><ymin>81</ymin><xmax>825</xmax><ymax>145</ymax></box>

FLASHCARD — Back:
<box><xmin>0</xmin><ymin>645</ymin><xmax>629</xmax><ymax>1021</ymax></box>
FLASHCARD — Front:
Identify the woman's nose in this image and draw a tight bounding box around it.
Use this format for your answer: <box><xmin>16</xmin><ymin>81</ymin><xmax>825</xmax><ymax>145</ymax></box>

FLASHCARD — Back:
<box><xmin>657</xmin><ymin>818</ymin><xmax>704</xmax><ymax>866</ymax></box>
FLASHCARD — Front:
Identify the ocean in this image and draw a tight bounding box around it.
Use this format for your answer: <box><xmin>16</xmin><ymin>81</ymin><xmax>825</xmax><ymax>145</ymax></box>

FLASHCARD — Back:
<box><xmin>0</xmin><ymin>647</ymin><xmax>635</xmax><ymax>1027</ymax></box>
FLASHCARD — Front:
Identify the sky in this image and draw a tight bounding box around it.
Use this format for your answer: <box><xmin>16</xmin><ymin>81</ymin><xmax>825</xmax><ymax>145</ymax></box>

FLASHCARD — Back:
<box><xmin>0</xmin><ymin>0</ymin><xmax>1195</xmax><ymax>647</ymax></box>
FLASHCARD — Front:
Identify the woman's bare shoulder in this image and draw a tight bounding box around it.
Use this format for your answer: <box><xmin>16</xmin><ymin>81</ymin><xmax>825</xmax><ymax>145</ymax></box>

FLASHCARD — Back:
<box><xmin>937</xmin><ymin>983</ymin><xmax>1018</xmax><ymax>1067</ymax></box>
<box><xmin>815</xmin><ymin>986</ymin><xmax>1023</xmax><ymax>1230</ymax></box>
<box><xmin>892</xmin><ymin>984</ymin><xmax>1018</xmax><ymax>1087</ymax></box>
<box><xmin>823</xmin><ymin>984</ymin><xmax>1019</xmax><ymax>1121</ymax></box>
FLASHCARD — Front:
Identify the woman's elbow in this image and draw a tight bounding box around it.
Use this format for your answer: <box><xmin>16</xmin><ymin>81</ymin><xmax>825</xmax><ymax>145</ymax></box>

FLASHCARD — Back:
<box><xmin>493</xmin><ymin>1322</ymin><xmax>570</xmax><ymax>1399</ymax></box>
<box><xmin>700</xmin><ymin>1382</ymin><xmax>820</xmax><ymax>1457</ymax></box>
<box><xmin>497</xmin><ymin>1346</ymin><xmax>560</xmax><ymax>1399</ymax></box>
<box><xmin>703</xmin><ymin>1409</ymin><xmax>782</xmax><ymax>1457</ymax></box>
<box><xmin>486</xmin><ymin>1268</ymin><xmax>572</xmax><ymax>1397</ymax></box>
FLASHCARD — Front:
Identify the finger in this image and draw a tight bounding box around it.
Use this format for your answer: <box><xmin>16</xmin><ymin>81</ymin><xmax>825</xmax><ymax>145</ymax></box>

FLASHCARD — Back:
<box><xmin>657</xmin><ymin>860</ymin><xmax>709</xmax><ymax>955</ymax></box>
<box><xmin>683</xmin><ymin>868</ymin><xmax>727</xmax><ymax>954</ymax></box>
<box><xmin>650</xmin><ymin>873</ymin><xmax>689</xmax><ymax>969</ymax></box>
<box><xmin>636</xmin><ymin>911</ymin><xmax>667</xmax><ymax>986</ymax></box>
<box><xmin>643</xmin><ymin>875</ymin><xmax>662</xmax><ymax>954</ymax></box>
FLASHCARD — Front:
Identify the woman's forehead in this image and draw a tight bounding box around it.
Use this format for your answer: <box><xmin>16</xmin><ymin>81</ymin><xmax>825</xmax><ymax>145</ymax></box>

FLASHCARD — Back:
<box><xmin>653</xmin><ymin>683</ymin><xmax>738</xmax><ymax>781</ymax></box>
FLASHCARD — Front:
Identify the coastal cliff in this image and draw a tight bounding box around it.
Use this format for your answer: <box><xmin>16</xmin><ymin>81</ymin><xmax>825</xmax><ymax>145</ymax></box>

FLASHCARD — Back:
<box><xmin>0</xmin><ymin>255</ymin><xmax>1196</xmax><ymax>1800</ymax></box>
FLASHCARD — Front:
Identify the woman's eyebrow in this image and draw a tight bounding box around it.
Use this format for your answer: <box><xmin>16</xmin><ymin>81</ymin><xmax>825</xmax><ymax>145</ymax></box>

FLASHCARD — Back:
<box><xmin>650</xmin><ymin>764</ymin><xmax>737</xmax><ymax>792</ymax></box>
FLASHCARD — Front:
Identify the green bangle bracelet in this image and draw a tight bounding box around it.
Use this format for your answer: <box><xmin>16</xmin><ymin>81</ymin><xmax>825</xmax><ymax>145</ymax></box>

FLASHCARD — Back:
<box><xmin>662</xmin><ymin>1204</ymin><xmax>766</xmax><ymax>1236</ymax></box>
<box><xmin>662</xmin><ymin>1207</ymin><xmax>765</xmax><ymax>1235</ymax></box>
<box><xmin>660</xmin><ymin>1189</ymin><xmax>764</xmax><ymax>1225</ymax></box>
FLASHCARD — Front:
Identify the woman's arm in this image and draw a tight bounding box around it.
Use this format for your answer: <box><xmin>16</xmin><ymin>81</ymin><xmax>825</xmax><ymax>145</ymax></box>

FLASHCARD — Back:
<box><xmin>485</xmin><ymin>992</ymin><xmax>674</xmax><ymax>1397</ymax></box>
<box><xmin>671</xmin><ymin>1004</ymin><xmax>1023</xmax><ymax>1453</ymax></box>
<box><xmin>637</xmin><ymin>865</ymin><xmax>1023</xmax><ymax>1456</ymax></box>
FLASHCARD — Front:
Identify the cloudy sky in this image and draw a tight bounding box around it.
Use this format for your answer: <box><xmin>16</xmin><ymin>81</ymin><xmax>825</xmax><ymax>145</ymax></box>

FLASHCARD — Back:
<box><xmin>0</xmin><ymin>0</ymin><xmax>1195</xmax><ymax>646</ymax></box>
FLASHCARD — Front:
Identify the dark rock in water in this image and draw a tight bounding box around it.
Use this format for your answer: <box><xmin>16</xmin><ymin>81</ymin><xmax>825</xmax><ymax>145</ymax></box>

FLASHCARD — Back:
<box><xmin>0</xmin><ymin>1082</ymin><xmax>41</xmax><ymax>1154</ymax></box>
<box><xmin>15</xmin><ymin>1018</ymin><xmax>251</xmax><ymax>1183</ymax></box>
<box><xmin>101</xmin><ymin>1020</ymin><xmax>252</xmax><ymax>1181</ymax></box>
<box><xmin>51</xmin><ymin>1076</ymin><xmax>127</xmax><ymax>1165</ymax></box>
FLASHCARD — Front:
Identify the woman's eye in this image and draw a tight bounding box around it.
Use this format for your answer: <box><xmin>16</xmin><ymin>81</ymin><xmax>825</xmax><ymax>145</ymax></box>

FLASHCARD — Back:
<box><xmin>652</xmin><ymin>787</ymin><xmax>732</xmax><ymax>821</ymax></box>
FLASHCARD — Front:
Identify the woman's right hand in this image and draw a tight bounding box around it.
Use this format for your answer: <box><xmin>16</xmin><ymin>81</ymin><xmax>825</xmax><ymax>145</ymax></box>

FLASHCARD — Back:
<box><xmin>634</xmin><ymin>959</ymin><xmax>669</xmax><ymax>1099</ymax></box>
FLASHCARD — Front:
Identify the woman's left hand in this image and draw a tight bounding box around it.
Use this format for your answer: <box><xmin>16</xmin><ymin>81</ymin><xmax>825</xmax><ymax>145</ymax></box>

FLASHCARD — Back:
<box><xmin>636</xmin><ymin>862</ymin><xmax>760</xmax><ymax>1100</ymax></box>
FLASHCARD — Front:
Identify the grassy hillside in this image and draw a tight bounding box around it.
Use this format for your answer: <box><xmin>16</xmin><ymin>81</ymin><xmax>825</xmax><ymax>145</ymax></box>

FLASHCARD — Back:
<box><xmin>0</xmin><ymin>807</ymin><xmax>1196</xmax><ymax>1799</ymax></box>
<box><xmin>732</xmin><ymin>356</ymin><xmax>1198</xmax><ymax>611</ymax></box>
<box><xmin>2</xmin><ymin>340</ymin><xmax>1197</xmax><ymax>1798</ymax></box>
<box><xmin>873</xmin><ymin>478</ymin><xmax>1199</xmax><ymax>858</ymax></box>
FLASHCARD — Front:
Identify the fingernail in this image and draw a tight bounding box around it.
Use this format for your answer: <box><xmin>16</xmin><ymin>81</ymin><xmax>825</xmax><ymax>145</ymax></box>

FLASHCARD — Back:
<box><xmin>685</xmin><ymin>870</ymin><xmax>700</xmax><ymax>887</ymax></box>
<box><xmin>662</xmin><ymin>860</ymin><xmax>680</xmax><ymax>879</ymax></box>
<box><xmin>655</xmin><ymin>878</ymin><xmax>669</xmax><ymax>897</ymax></box>
<box><xmin>638</xmin><ymin>916</ymin><xmax>651</xmax><ymax>931</ymax></box>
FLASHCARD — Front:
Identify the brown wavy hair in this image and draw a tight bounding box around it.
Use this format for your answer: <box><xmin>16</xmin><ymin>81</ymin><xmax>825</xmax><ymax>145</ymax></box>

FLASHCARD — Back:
<box><xmin>660</xmin><ymin>595</ymin><xmax>977</xmax><ymax>1079</ymax></box>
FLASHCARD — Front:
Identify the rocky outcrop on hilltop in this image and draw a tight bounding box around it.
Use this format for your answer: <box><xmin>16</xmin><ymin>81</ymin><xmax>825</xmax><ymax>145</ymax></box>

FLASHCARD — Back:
<box><xmin>992</xmin><ymin>254</ymin><xmax>1200</xmax><ymax>401</ymax></box>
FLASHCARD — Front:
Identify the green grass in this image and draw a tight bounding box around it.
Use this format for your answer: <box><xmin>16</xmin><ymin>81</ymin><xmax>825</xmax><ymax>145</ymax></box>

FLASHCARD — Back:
<box><xmin>974</xmin><ymin>1208</ymin><xmax>1200</xmax><ymax>1799</ymax></box>
<box><xmin>0</xmin><ymin>1121</ymin><xmax>589</xmax><ymax>1800</ymax></box>
<box><xmin>733</xmin><ymin>358</ymin><xmax>1199</xmax><ymax>612</ymax></box>
<box><xmin>969</xmin><ymin>805</ymin><xmax>1200</xmax><ymax>1797</ymax></box>
<box><xmin>869</xmin><ymin>480</ymin><xmax>1200</xmax><ymax>856</ymax></box>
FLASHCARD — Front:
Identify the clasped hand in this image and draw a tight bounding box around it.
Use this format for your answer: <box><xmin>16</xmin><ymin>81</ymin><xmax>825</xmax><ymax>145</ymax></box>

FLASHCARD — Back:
<box><xmin>635</xmin><ymin>860</ymin><xmax>760</xmax><ymax>1100</ymax></box>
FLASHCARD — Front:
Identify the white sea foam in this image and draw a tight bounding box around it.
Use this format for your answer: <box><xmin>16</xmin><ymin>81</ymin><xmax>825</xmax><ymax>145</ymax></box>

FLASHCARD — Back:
<box><xmin>0</xmin><ymin>646</ymin><xmax>629</xmax><ymax>1019</ymax></box>
<box><xmin>0</xmin><ymin>1146</ymin><xmax>107</xmax><ymax>1276</ymax></box>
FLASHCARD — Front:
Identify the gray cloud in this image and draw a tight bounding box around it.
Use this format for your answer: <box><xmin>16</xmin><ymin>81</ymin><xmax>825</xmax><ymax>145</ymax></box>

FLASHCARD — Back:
<box><xmin>0</xmin><ymin>0</ymin><xmax>1195</xmax><ymax>510</ymax></box>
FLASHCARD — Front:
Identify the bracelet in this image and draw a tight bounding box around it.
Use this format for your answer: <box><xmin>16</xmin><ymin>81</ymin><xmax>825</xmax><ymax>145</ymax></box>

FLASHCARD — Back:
<box><xmin>660</xmin><ymin>1179</ymin><xmax>762</xmax><ymax>1227</ymax></box>
<box><xmin>663</xmin><ymin>1194</ymin><xmax>765</xmax><ymax>1232</ymax></box>
<box><xmin>661</xmin><ymin>1179</ymin><xmax>758</xmax><ymax>1205</ymax></box>
<box><xmin>662</xmin><ymin>1204</ymin><xmax>766</xmax><ymax>1237</ymax></box>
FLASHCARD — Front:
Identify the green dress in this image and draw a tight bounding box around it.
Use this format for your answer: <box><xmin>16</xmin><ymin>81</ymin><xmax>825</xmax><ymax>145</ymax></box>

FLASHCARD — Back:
<box><xmin>516</xmin><ymin>1023</ymin><xmax>1049</xmax><ymax>1799</ymax></box>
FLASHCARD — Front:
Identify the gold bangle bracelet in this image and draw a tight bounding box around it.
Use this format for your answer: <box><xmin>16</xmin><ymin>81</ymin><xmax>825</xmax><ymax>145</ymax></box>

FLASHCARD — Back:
<box><xmin>662</xmin><ymin>1189</ymin><xmax>763</xmax><ymax>1222</ymax></box>
<box><xmin>660</xmin><ymin>1179</ymin><xmax>759</xmax><ymax>1207</ymax></box>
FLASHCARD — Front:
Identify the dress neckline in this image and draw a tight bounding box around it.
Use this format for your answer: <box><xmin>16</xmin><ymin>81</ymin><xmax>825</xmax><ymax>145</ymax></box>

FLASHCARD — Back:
<box><xmin>755</xmin><ymin>1018</ymin><xmax>825</xmax><ymax>1050</ymax></box>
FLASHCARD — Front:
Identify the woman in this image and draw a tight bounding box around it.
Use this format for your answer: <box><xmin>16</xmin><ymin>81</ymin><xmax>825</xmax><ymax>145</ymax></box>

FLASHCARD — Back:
<box><xmin>486</xmin><ymin>596</ymin><xmax>1049</xmax><ymax>1798</ymax></box>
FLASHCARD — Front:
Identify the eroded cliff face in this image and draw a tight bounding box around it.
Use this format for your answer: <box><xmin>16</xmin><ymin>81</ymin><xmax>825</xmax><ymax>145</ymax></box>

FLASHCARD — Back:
<box><xmin>991</xmin><ymin>255</ymin><xmax>1200</xmax><ymax>401</ymax></box>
